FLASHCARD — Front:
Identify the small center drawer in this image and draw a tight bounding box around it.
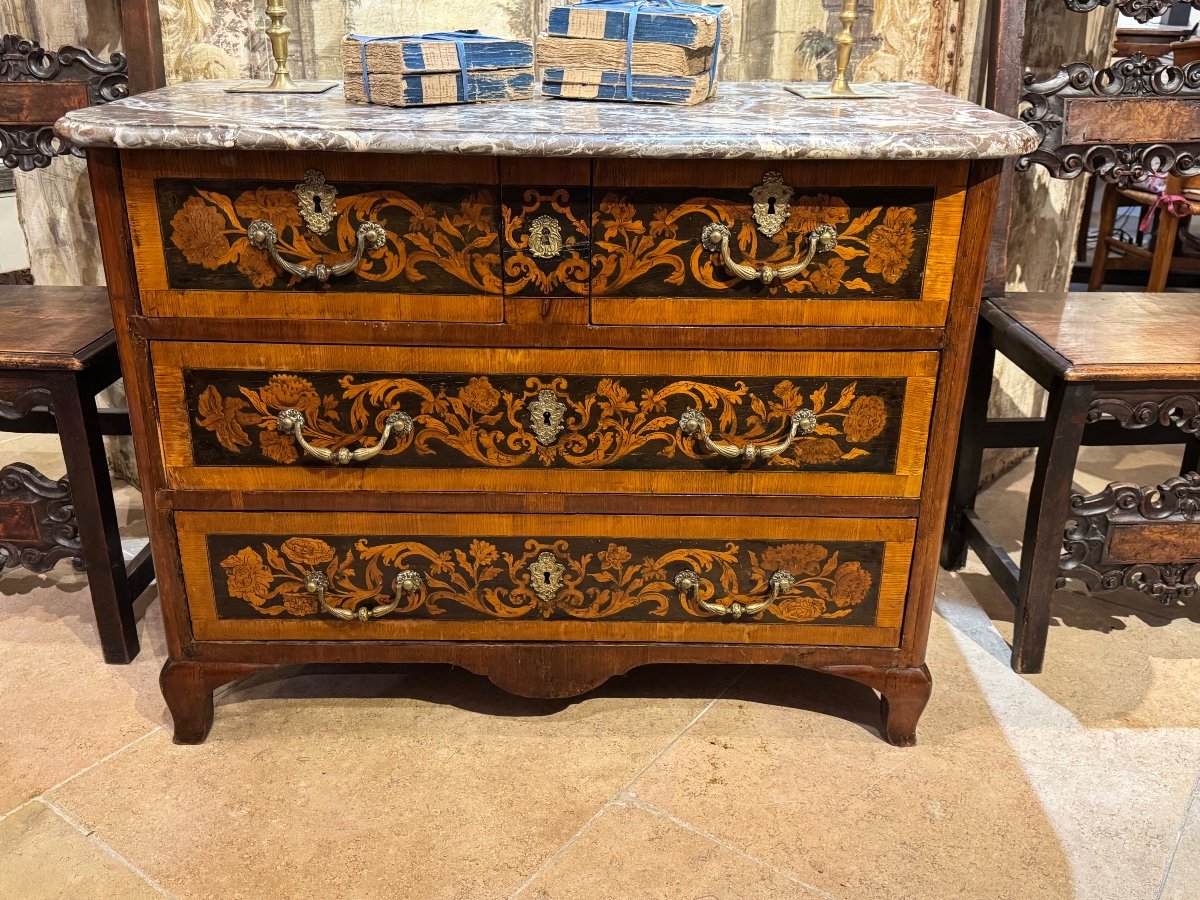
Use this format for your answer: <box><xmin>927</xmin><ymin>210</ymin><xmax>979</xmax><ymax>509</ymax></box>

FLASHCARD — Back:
<box><xmin>177</xmin><ymin>511</ymin><xmax>914</xmax><ymax>646</ymax></box>
<box><xmin>153</xmin><ymin>342</ymin><xmax>938</xmax><ymax>498</ymax></box>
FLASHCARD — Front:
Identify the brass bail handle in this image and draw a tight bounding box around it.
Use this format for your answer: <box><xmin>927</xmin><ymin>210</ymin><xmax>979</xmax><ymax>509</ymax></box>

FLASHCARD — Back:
<box><xmin>305</xmin><ymin>569</ymin><xmax>423</xmax><ymax>621</ymax></box>
<box><xmin>674</xmin><ymin>569</ymin><xmax>798</xmax><ymax>619</ymax></box>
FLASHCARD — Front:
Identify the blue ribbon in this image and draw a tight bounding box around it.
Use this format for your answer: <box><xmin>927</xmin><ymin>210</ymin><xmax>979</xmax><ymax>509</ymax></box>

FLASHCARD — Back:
<box><xmin>569</xmin><ymin>0</ymin><xmax>724</xmax><ymax>101</ymax></box>
<box><xmin>348</xmin><ymin>31</ymin><xmax>505</xmax><ymax>103</ymax></box>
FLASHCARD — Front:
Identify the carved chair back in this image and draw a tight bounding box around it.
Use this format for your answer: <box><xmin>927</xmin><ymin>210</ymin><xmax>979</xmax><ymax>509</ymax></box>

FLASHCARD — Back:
<box><xmin>984</xmin><ymin>0</ymin><xmax>1200</xmax><ymax>290</ymax></box>
<box><xmin>0</xmin><ymin>35</ymin><xmax>129</xmax><ymax>171</ymax></box>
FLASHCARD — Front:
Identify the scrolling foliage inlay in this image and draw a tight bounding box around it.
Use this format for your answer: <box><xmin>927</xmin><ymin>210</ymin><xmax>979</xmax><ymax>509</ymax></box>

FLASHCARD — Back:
<box><xmin>588</xmin><ymin>186</ymin><xmax>934</xmax><ymax>299</ymax></box>
<box><xmin>159</xmin><ymin>179</ymin><xmax>502</xmax><ymax>294</ymax></box>
<box><xmin>186</xmin><ymin>369</ymin><xmax>904</xmax><ymax>473</ymax></box>
<box><xmin>210</xmin><ymin>533</ymin><xmax>883</xmax><ymax>625</ymax></box>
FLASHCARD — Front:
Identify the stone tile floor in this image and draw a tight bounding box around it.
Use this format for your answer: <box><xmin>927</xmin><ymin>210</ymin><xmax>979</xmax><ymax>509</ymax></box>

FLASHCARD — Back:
<box><xmin>1</xmin><ymin>430</ymin><xmax>1198</xmax><ymax>899</ymax></box>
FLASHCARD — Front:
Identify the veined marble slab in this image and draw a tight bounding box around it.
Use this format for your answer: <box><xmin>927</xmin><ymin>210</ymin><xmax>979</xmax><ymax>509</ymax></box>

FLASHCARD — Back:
<box><xmin>57</xmin><ymin>79</ymin><xmax>1038</xmax><ymax>160</ymax></box>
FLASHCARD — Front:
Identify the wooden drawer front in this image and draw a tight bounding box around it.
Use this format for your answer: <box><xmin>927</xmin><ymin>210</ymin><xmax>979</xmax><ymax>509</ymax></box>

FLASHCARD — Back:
<box><xmin>155</xmin><ymin>342</ymin><xmax>938</xmax><ymax>498</ymax></box>
<box><xmin>591</xmin><ymin>159</ymin><xmax>966</xmax><ymax>328</ymax></box>
<box><xmin>500</xmin><ymin>159</ymin><xmax>591</xmax><ymax>299</ymax></box>
<box><xmin>123</xmin><ymin>151</ymin><xmax>504</xmax><ymax>323</ymax></box>
<box><xmin>178</xmin><ymin>511</ymin><xmax>913</xmax><ymax>645</ymax></box>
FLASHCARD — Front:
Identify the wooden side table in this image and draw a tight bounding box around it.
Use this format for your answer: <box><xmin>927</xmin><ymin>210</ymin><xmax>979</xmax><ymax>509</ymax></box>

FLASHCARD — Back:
<box><xmin>942</xmin><ymin>291</ymin><xmax>1200</xmax><ymax>673</ymax></box>
<box><xmin>0</xmin><ymin>286</ymin><xmax>154</xmax><ymax>662</ymax></box>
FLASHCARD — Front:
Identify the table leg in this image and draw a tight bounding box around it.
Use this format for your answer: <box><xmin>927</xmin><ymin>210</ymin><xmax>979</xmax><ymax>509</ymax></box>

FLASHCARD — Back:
<box><xmin>49</xmin><ymin>374</ymin><xmax>141</xmax><ymax>663</ymax></box>
<box><xmin>1011</xmin><ymin>380</ymin><xmax>1092</xmax><ymax>674</ymax></box>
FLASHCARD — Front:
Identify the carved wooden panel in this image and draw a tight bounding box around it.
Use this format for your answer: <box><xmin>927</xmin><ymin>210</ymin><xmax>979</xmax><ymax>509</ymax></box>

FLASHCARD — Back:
<box><xmin>1062</xmin><ymin>0</ymin><xmax>1199</xmax><ymax>24</ymax></box>
<box><xmin>0</xmin><ymin>462</ymin><xmax>81</xmax><ymax>573</ymax></box>
<box><xmin>0</xmin><ymin>33</ymin><xmax>127</xmax><ymax>171</ymax></box>
<box><xmin>155</xmin><ymin>177</ymin><xmax>503</xmax><ymax>295</ymax></box>
<box><xmin>1061</xmin><ymin>473</ymin><xmax>1200</xmax><ymax>604</ymax></box>
<box><xmin>1019</xmin><ymin>54</ymin><xmax>1200</xmax><ymax>188</ymax></box>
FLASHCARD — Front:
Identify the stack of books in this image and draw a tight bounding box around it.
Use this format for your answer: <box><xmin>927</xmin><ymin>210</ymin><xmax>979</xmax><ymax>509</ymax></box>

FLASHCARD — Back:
<box><xmin>343</xmin><ymin>31</ymin><xmax>535</xmax><ymax>108</ymax></box>
<box><xmin>537</xmin><ymin>1</ymin><xmax>731</xmax><ymax>106</ymax></box>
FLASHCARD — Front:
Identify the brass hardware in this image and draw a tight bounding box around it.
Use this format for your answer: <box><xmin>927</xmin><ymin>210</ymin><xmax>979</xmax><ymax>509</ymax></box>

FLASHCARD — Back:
<box><xmin>528</xmin><ymin>551</ymin><xmax>565</xmax><ymax>602</ymax></box>
<box><xmin>700</xmin><ymin>222</ymin><xmax>838</xmax><ymax>284</ymax></box>
<box><xmin>679</xmin><ymin>407</ymin><xmax>818</xmax><ymax>463</ymax></box>
<box><xmin>247</xmin><ymin>219</ymin><xmax>387</xmax><ymax>283</ymax></box>
<box><xmin>750</xmin><ymin>172</ymin><xmax>793</xmax><ymax>237</ymax></box>
<box><xmin>305</xmin><ymin>569</ymin><xmax>422</xmax><ymax>621</ymax></box>
<box><xmin>528</xmin><ymin>215</ymin><xmax>564</xmax><ymax>259</ymax></box>
<box><xmin>276</xmin><ymin>408</ymin><xmax>412</xmax><ymax>465</ymax></box>
<box><xmin>674</xmin><ymin>568</ymin><xmax>797</xmax><ymax>619</ymax></box>
<box><xmin>787</xmin><ymin>0</ymin><xmax>895</xmax><ymax>101</ymax></box>
<box><xmin>295</xmin><ymin>170</ymin><xmax>338</xmax><ymax>235</ymax></box>
<box><xmin>225</xmin><ymin>1</ymin><xmax>338</xmax><ymax>93</ymax></box>
<box><xmin>529</xmin><ymin>389</ymin><xmax>567</xmax><ymax>446</ymax></box>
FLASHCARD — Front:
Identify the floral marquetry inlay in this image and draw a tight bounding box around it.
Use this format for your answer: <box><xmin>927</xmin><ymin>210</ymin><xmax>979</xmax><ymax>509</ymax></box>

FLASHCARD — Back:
<box><xmin>161</xmin><ymin>179</ymin><xmax>502</xmax><ymax>294</ymax></box>
<box><xmin>187</xmin><ymin>370</ymin><xmax>905</xmax><ymax>473</ymax></box>
<box><xmin>210</xmin><ymin>533</ymin><xmax>884</xmax><ymax>625</ymax></box>
<box><xmin>589</xmin><ymin>187</ymin><xmax>933</xmax><ymax>299</ymax></box>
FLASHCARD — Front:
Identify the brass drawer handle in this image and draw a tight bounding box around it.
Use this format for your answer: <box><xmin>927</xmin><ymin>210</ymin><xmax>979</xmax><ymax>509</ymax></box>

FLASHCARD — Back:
<box><xmin>276</xmin><ymin>408</ymin><xmax>412</xmax><ymax>465</ymax></box>
<box><xmin>674</xmin><ymin>568</ymin><xmax>797</xmax><ymax>619</ymax></box>
<box><xmin>701</xmin><ymin>222</ymin><xmax>838</xmax><ymax>284</ymax></box>
<box><xmin>246</xmin><ymin>219</ymin><xmax>387</xmax><ymax>283</ymax></box>
<box><xmin>304</xmin><ymin>569</ymin><xmax>423</xmax><ymax>621</ymax></box>
<box><xmin>679</xmin><ymin>407</ymin><xmax>818</xmax><ymax>463</ymax></box>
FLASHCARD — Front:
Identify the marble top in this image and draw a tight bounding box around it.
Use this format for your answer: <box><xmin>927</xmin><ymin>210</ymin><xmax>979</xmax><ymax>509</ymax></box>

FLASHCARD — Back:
<box><xmin>57</xmin><ymin>80</ymin><xmax>1038</xmax><ymax>161</ymax></box>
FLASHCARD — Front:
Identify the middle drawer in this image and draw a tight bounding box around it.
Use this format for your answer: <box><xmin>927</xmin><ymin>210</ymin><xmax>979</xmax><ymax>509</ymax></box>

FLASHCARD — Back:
<box><xmin>153</xmin><ymin>342</ymin><xmax>938</xmax><ymax>498</ymax></box>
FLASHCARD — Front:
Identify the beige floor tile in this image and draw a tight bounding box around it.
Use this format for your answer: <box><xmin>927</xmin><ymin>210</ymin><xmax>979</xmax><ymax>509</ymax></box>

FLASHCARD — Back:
<box><xmin>0</xmin><ymin>801</ymin><xmax>160</xmax><ymax>899</ymax></box>
<box><xmin>629</xmin><ymin>631</ymin><xmax>1075</xmax><ymax>899</ymax></box>
<box><xmin>521</xmin><ymin>801</ymin><xmax>823</xmax><ymax>899</ymax></box>
<box><xmin>0</xmin><ymin>575</ymin><xmax>167</xmax><ymax>814</ymax></box>
<box><xmin>1162</xmin><ymin>786</ymin><xmax>1200</xmax><ymax>900</ymax></box>
<box><xmin>46</xmin><ymin>665</ymin><xmax>737</xmax><ymax>900</ymax></box>
<box><xmin>957</xmin><ymin>443</ymin><xmax>1200</xmax><ymax>730</ymax></box>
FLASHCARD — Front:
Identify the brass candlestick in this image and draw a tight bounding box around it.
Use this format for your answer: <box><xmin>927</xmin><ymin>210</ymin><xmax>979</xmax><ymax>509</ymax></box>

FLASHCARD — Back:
<box><xmin>789</xmin><ymin>0</ymin><xmax>894</xmax><ymax>100</ymax></box>
<box><xmin>226</xmin><ymin>1</ymin><xmax>338</xmax><ymax>94</ymax></box>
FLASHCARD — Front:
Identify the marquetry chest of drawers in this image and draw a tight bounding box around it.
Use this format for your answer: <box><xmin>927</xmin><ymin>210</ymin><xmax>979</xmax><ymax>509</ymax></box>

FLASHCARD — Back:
<box><xmin>59</xmin><ymin>81</ymin><xmax>1036</xmax><ymax>744</ymax></box>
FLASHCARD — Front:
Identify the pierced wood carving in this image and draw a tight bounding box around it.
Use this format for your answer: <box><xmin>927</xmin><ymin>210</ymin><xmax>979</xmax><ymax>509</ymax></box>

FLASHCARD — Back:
<box><xmin>0</xmin><ymin>386</ymin><xmax>51</xmax><ymax>421</ymax></box>
<box><xmin>1018</xmin><ymin>54</ymin><xmax>1200</xmax><ymax>188</ymax></box>
<box><xmin>0</xmin><ymin>462</ymin><xmax>81</xmax><ymax>573</ymax></box>
<box><xmin>1060</xmin><ymin>473</ymin><xmax>1200</xmax><ymax>604</ymax></box>
<box><xmin>1062</xmin><ymin>0</ymin><xmax>1199</xmax><ymax>23</ymax></box>
<box><xmin>211</xmin><ymin>533</ymin><xmax>883</xmax><ymax>625</ymax></box>
<box><xmin>1087</xmin><ymin>394</ymin><xmax>1200</xmax><ymax>434</ymax></box>
<box><xmin>0</xmin><ymin>34</ymin><xmax>128</xmax><ymax>170</ymax></box>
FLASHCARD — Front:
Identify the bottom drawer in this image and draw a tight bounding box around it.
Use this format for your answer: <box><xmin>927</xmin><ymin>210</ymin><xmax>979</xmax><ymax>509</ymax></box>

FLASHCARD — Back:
<box><xmin>177</xmin><ymin>511</ymin><xmax>915</xmax><ymax>646</ymax></box>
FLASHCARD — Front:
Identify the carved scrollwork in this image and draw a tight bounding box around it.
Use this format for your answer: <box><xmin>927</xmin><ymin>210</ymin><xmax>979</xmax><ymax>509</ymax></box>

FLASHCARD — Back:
<box><xmin>0</xmin><ymin>386</ymin><xmax>51</xmax><ymax>421</ymax></box>
<box><xmin>1060</xmin><ymin>473</ymin><xmax>1200</xmax><ymax>604</ymax></box>
<box><xmin>1017</xmin><ymin>54</ymin><xmax>1200</xmax><ymax>188</ymax></box>
<box><xmin>0</xmin><ymin>33</ymin><xmax>128</xmax><ymax>170</ymax></box>
<box><xmin>1087</xmin><ymin>394</ymin><xmax>1200</xmax><ymax>434</ymax></box>
<box><xmin>1062</xmin><ymin>0</ymin><xmax>1199</xmax><ymax>23</ymax></box>
<box><xmin>0</xmin><ymin>462</ymin><xmax>82</xmax><ymax>574</ymax></box>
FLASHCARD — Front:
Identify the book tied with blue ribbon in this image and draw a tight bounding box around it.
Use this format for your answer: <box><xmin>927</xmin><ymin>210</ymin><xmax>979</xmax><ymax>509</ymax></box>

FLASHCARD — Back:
<box><xmin>537</xmin><ymin>0</ymin><xmax>730</xmax><ymax>106</ymax></box>
<box><xmin>343</xmin><ymin>31</ymin><xmax>534</xmax><ymax>107</ymax></box>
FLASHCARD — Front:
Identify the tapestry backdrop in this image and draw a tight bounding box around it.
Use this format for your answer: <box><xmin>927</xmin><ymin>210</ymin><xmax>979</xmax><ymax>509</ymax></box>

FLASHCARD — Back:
<box><xmin>156</xmin><ymin>0</ymin><xmax>984</xmax><ymax>95</ymax></box>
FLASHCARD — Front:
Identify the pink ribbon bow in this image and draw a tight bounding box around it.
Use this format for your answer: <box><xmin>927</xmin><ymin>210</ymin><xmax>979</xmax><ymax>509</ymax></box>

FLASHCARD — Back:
<box><xmin>1140</xmin><ymin>193</ymin><xmax>1193</xmax><ymax>233</ymax></box>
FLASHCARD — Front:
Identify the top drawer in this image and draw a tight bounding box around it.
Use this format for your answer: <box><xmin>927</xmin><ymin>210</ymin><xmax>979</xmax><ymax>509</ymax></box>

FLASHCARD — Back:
<box><xmin>122</xmin><ymin>151</ymin><xmax>505</xmax><ymax>323</ymax></box>
<box><xmin>590</xmin><ymin>159</ymin><xmax>967</xmax><ymax>329</ymax></box>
